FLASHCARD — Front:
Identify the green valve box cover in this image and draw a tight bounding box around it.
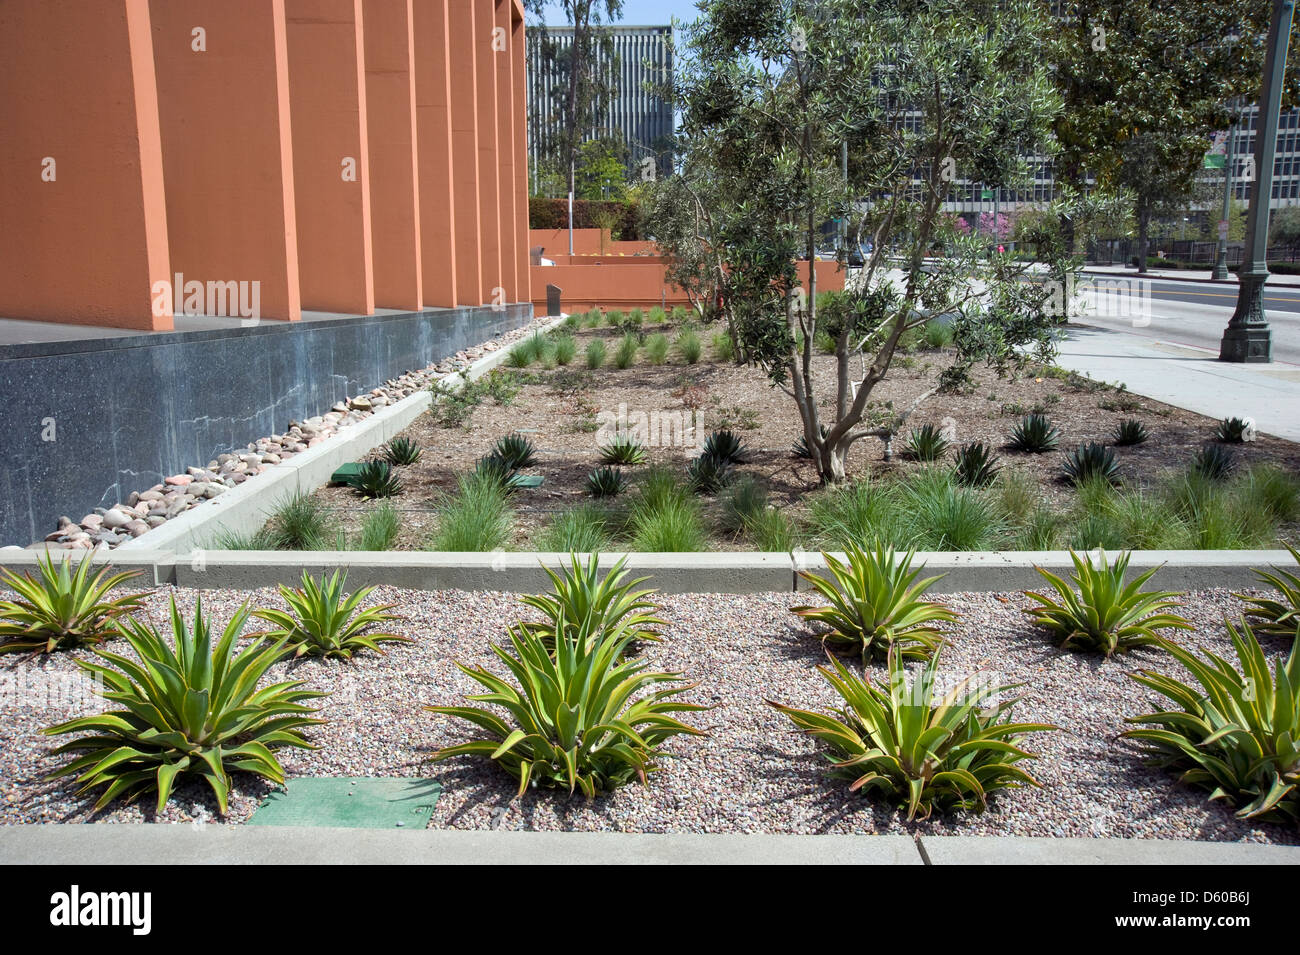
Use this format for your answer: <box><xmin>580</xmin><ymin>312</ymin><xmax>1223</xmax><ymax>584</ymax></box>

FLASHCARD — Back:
<box><xmin>247</xmin><ymin>777</ymin><xmax>441</xmax><ymax>829</ymax></box>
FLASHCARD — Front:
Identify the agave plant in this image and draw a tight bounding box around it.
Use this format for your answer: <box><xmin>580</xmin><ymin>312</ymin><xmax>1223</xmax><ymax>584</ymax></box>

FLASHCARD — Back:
<box><xmin>585</xmin><ymin>466</ymin><xmax>628</xmax><ymax>498</ymax></box>
<box><xmin>792</xmin><ymin>425</ymin><xmax>829</xmax><ymax>459</ymax></box>
<box><xmin>687</xmin><ymin>452</ymin><xmax>733</xmax><ymax>494</ymax></box>
<box><xmin>953</xmin><ymin>441</ymin><xmax>1000</xmax><ymax>488</ymax></box>
<box><xmin>1192</xmin><ymin>444</ymin><xmax>1236</xmax><ymax>480</ymax></box>
<box><xmin>598</xmin><ymin>433</ymin><xmax>647</xmax><ymax>466</ymax></box>
<box><xmin>1061</xmin><ymin>442</ymin><xmax>1120</xmax><ymax>486</ymax></box>
<box><xmin>43</xmin><ymin>598</ymin><xmax>324</xmax><ymax>813</ymax></box>
<box><xmin>903</xmin><ymin>424</ymin><xmax>950</xmax><ymax>462</ymax></box>
<box><xmin>702</xmin><ymin>429</ymin><xmax>748</xmax><ymax>465</ymax></box>
<box><xmin>520</xmin><ymin>553</ymin><xmax>664</xmax><ymax>651</ymax></box>
<box><xmin>475</xmin><ymin>454</ymin><xmax>527</xmax><ymax>493</ymax></box>
<box><xmin>1024</xmin><ymin>549</ymin><xmax>1192</xmax><ymax>656</ymax></box>
<box><xmin>1215</xmin><ymin>416</ymin><xmax>1251</xmax><ymax>443</ymax></box>
<box><xmin>492</xmin><ymin>433</ymin><xmax>538</xmax><ymax>470</ymax></box>
<box><xmin>1236</xmin><ymin>542</ymin><xmax>1300</xmax><ymax>641</ymax></box>
<box><xmin>792</xmin><ymin>542</ymin><xmax>957</xmax><ymax>661</ymax></box>
<box><xmin>251</xmin><ymin>570</ymin><xmax>410</xmax><ymax>659</ymax></box>
<box><xmin>1008</xmin><ymin>414</ymin><xmax>1060</xmax><ymax>453</ymax></box>
<box><xmin>1112</xmin><ymin>418</ymin><xmax>1149</xmax><ymax>447</ymax></box>
<box><xmin>348</xmin><ymin>459</ymin><xmax>403</xmax><ymax>499</ymax></box>
<box><xmin>0</xmin><ymin>553</ymin><xmax>146</xmax><ymax>655</ymax></box>
<box><xmin>383</xmin><ymin>436</ymin><xmax>422</xmax><ymax>466</ymax></box>
<box><xmin>1122</xmin><ymin>619</ymin><xmax>1299</xmax><ymax>823</ymax></box>
<box><xmin>426</xmin><ymin>617</ymin><xmax>707</xmax><ymax>796</ymax></box>
<box><xmin>769</xmin><ymin>649</ymin><xmax>1055</xmax><ymax>820</ymax></box>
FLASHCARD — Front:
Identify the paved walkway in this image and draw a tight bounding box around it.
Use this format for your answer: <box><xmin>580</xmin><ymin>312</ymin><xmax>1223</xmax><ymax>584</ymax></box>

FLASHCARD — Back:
<box><xmin>1082</xmin><ymin>262</ymin><xmax>1300</xmax><ymax>287</ymax></box>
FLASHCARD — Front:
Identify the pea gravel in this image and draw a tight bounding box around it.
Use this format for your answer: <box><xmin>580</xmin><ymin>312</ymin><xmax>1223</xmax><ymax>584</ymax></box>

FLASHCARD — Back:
<box><xmin>0</xmin><ymin>583</ymin><xmax>1293</xmax><ymax>844</ymax></box>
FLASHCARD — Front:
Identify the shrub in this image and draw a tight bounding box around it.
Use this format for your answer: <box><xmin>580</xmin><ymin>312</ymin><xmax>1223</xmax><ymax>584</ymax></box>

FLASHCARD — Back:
<box><xmin>1164</xmin><ymin>471</ymin><xmax>1274</xmax><ymax>550</ymax></box>
<box><xmin>598</xmin><ymin>433</ymin><xmax>647</xmax><ymax>466</ymax></box>
<box><xmin>711</xmin><ymin>330</ymin><xmax>735</xmax><ymax>362</ymax></box>
<box><xmin>895</xmin><ymin>469</ymin><xmax>1005</xmax><ymax>551</ymax></box>
<box><xmin>1236</xmin><ymin>542</ymin><xmax>1300</xmax><ymax>641</ymax></box>
<box><xmin>720</xmin><ymin>476</ymin><xmax>769</xmax><ymax>534</ymax></box>
<box><xmin>1016</xmin><ymin>506</ymin><xmax>1062</xmax><ymax>550</ymax></box>
<box><xmin>383</xmin><ymin>436</ymin><xmax>422</xmax><ymax>466</ymax></box>
<box><xmin>814</xmin><ymin>328</ymin><xmax>838</xmax><ymax>354</ymax></box>
<box><xmin>1061</xmin><ymin>442</ymin><xmax>1120</xmax><ymax>486</ymax></box>
<box><xmin>604</xmin><ymin>309</ymin><xmax>624</xmax><ymax>327</ymax></box>
<box><xmin>1191</xmin><ymin>444</ymin><xmax>1236</xmax><ymax>480</ymax></box>
<box><xmin>792</xmin><ymin>424</ymin><xmax>830</xmax><ymax>459</ymax></box>
<box><xmin>430</xmin><ymin>471</ymin><xmax>514</xmax><ymax>551</ymax></box>
<box><xmin>1122</xmin><ymin>619</ymin><xmax>1300</xmax><ymax>823</ymax></box>
<box><xmin>0</xmin><ymin>553</ymin><xmax>145</xmax><ymax>655</ymax></box>
<box><xmin>793</xmin><ymin>542</ymin><xmax>956</xmax><ymax>661</ymax></box>
<box><xmin>1024</xmin><ymin>549</ymin><xmax>1192</xmax><ymax>656</ymax></box>
<box><xmin>637</xmin><ymin>465</ymin><xmax>687</xmax><ymax>511</ymax></box>
<box><xmin>1068</xmin><ymin>483</ymin><xmax>1192</xmax><ymax>551</ymax></box>
<box><xmin>266</xmin><ymin>491</ymin><xmax>336</xmax><ymax>548</ymax></box>
<box><xmin>520</xmin><ymin>553</ymin><xmax>664</xmax><ymax>650</ymax></box>
<box><xmin>702</xmin><ymin>429</ymin><xmax>748</xmax><ymax>465</ymax></box>
<box><xmin>551</xmin><ymin>333</ymin><xmax>577</xmax><ymax>366</ymax></box>
<box><xmin>644</xmin><ymin>332</ymin><xmax>670</xmax><ymax>365</ymax></box>
<box><xmin>583</xmin><ymin>309</ymin><xmax>602</xmax><ymax>329</ymax></box>
<box><xmin>1112</xmin><ymin>418</ymin><xmax>1149</xmax><ymax>447</ymax></box>
<box><xmin>903</xmin><ymin>424</ymin><xmax>950</xmax><ymax>462</ymax></box>
<box><xmin>671</xmin><ymin>305</ymin><xmax>688</xmax><ymax>322</ymax></box>
<box><xmin>349</xmin><ymin>460</ymin><xmax>403</xmax><ymax>499</ymax></box>
<box><xmin>426</xmin><ymin>618</ymin><xmax>706</xmax><ymax>796</ymax></box>
<box><xmin>675</xmin><ymin>328</ymin><xmax>702</xmax><ymax>364</ymax></box>
<box><xmin>921</xmin><ymin>318</ymin><xmax>955</xmax><ymax>349</ymax></box>
<box><xmin>492</xmin><ymin>433</ymin><xmax>538</xmax><ymax>470</ymax></box>
<box><xmin>807</xmin><ymin>478</ymin><xmax>901</xmax><ymax>550</ymax></box>
<box><xmin>585</xmin><ymin>339</ymin><xmax>607</xmax><ymax>369</ymax></box>
<box><xmin>537</xmin><ymin>504</ymin><xmax>613</xmax><ymax>553</ymax></box>
<box><xmin>769</xmin><ymin>649</ymin><xmax>1055</xmax><ymax>820</ymax></box>
<box><xmin>43</xmin><ymin>598</ymin><xmax>324</xmax><ymax>812</ymax></box>
<box><xmin>614</xmin><ymin>333</ymin><xmax>640</xmax><ymax>369</ymax></box>
<box><xmin>357</xmin><ymin>502</ymin><xmax>401</xmax><ymax>551</ymax></box>
<box><xmin>953</xmin><ymin>441</ymin><xmax>1001</xmax><ymax>488</ymax></box>
<box><xmin>629</xmin><ymin>495</ymin><xmax>706</xmax><ymax>552</ymax></box>
<box><xmin>1215</xmin><ymin>416</ymin><xmax>1251</xmax><ymax>443</ymax></box>
<box><xmin>686</xmin><ymin>452</ymin><xmax>733</xmax><ymax>494</ymax></box>
<box><xmin>253</xmin><ymin>570</ymin><xmax>409</xmax><ymax>660</ymax></box>
<box><xmin>1008</xmin><ymin>414</ymin><xmax>1060</xmax><ymax>453</ymax></box>
<box><xmin>744</xmin><ymin>507</ymin><xmax>797</xmax><ymax>552</ymax></box>
<box><xmin>648</xmin><ymin>305</ymin><xmax>667</xmax><ymax>324</ymax></box>
<box><xmin>1241</xmin><ymin>465</ymin><xmax>1300</xmax><ymax>524</ymax></box>
<box><xmin>586</xmin><ymin>466</ymin><xmax>628</xmax><ymax>498</ymax></box>
<box><xmin>506</xmin><ymin>342</ymin><xmax>534</xmax><ymax>368</ymax></box>
<box><xmin>474</xmin><ymin>454</ymin><xmax>527</xmax><ymax>493</ymax></box>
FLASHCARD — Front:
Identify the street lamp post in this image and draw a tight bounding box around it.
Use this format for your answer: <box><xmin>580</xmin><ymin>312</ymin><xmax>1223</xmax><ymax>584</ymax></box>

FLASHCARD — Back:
<box><xmin>1212</xmin><ymin>108</ymin><xmax>1236</xmax><ymax>281</ymax></box>
<box><xmin>1221</xmin><ymin>0</ymin><xmax>1295</xmax><ymax>362</ymax></box>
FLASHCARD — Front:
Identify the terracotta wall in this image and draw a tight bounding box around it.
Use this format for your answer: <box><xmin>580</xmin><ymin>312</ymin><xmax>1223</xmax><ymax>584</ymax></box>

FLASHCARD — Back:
<box><xmin>0</xmin><ymin>0</ymin><xmax>532</xmax><ymax>328</ymax></box>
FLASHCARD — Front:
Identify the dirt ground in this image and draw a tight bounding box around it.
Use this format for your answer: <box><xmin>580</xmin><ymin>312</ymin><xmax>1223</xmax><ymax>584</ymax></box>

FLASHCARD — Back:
<box><xmin>309</xmin><ymin>317</ymin><xmax>1300</xmax><ymax>550</ymax></box>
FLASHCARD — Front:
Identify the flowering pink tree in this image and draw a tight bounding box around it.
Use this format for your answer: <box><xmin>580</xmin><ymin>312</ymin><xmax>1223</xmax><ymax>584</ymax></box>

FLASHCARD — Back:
<box><xmin>977</xmin><ymin>212</ymin><xmax>1013</xmax><ymax>240</ymax></box>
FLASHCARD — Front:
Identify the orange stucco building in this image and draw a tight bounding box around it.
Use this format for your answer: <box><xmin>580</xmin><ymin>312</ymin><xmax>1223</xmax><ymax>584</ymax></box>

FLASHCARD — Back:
<box><xmin>0</xmin><ymin>0</ymin><xmax>531</xmax><ymax>330</ymax></box>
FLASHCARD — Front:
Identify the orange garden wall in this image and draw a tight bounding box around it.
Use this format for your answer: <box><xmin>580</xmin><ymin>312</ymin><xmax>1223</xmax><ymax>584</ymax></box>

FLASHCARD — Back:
<box><xmin>529</xmin><ymin>229</ymin><xmax>661</xmax><ymax>258</ymax></box>
<box><xmin>0</xmin><ymin>0</ymin><xmax>531</xmax><ymax>329</ymax></box>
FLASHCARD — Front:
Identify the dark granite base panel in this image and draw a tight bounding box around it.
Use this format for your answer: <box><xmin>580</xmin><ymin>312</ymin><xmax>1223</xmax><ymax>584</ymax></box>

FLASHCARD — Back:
<box><xmin>0</xmin><ymin>303</ymin><xmax>533</xmax><ymax>545</ymax></box>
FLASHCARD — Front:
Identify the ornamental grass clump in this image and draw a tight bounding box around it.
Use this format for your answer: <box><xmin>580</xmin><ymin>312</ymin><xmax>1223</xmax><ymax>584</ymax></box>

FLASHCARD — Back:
<box><xmin>792</xmin><ymin>541</ymin><xmax>957</xmax><ymax>661</ymax></box>
<box><xmin>1122</xmin><ymin>619</ymin><xmax>1300</xmax><ymax>823</ymax></box>
<box><xmin>252</xmin><ymin>569</ymin><xmax>410</xmax><ymax>660</ymax></box>
<box><xmin>1024</xmin><ymin>549</ymin><xmax>1192</xmax><ymax>657</ymax></box>
<box><xmin>769</xmin><ymin>649</ymin><xmax>1055</xmax><ymax>820</ymax></box>
<box><xmin>43</xmin><ymin>599</ymin><xmax>324</xmax><ymax>813</ymax></box>
<box><xmin>0</xmin><ymin>553</ymin><xmax>145</xmax><ymax>655</ymax></box>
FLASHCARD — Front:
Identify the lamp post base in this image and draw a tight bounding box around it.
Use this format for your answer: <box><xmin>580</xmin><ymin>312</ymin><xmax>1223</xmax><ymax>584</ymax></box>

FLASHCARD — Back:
<box><xmin>1211</xmin><ymin>251</ymin><xmax>1229</xmax><ymax>281</ymax></box>
<box><xmin>1219</xmin><ymin>271</ymin><xmax>1273</xmax><ymax>362</ymax></box>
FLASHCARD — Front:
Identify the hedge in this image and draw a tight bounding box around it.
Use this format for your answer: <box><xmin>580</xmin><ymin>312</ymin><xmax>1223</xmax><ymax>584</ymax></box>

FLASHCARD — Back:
<box><xmin>528</xmin><ymin>198</ymin><xmax>641</xmax><ymax>239</ymax></box>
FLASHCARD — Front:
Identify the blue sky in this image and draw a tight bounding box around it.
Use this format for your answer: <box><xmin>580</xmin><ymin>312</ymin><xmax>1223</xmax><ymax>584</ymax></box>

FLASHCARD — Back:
<box><xmin>532</xmin><ymin>1</ymin><xmax>702</xmax><ymax>27</ymax></box>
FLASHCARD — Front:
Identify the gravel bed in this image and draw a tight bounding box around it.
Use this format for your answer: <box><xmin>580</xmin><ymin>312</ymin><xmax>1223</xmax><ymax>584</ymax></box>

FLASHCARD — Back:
<box><xmin>0</xmin><ymin>583</ymin><xmax>1293</xmax><ymax>843</ymax></box>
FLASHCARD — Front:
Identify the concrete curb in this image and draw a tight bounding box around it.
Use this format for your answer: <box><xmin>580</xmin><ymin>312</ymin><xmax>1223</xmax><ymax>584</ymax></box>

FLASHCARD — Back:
<box><xmin>0</xmin><ymin>824</ymin><xmax>1293</xmax><ymax>865</ymax></box>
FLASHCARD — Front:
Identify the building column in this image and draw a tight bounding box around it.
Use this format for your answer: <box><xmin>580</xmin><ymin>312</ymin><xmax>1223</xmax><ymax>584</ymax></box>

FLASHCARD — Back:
<box><xmin>150</xmin><ymin>0</ymin><xmax>300</xmax><ymax>322</ymax></box>
<box><xmin>512</xmin><ymin>1</ymin><xmax>531</xmax><ymax>304</ymax></box>
<box><xmin>364</xmin><ymin>0</ymin><xmax>422</xmax><ymax>311</ymax></box>
<box><xmin>285</xmin><ymin>0</ymin><xmax>375</xmax><ymax>314</ymax></box>
<box><xmin>449</xmin><ymin>0</ymin><xmax>483</xmax><ymax>305</ymax></box>
<box><xmin>0</xmin><ymin>0</ymin><xmax>172</xmax><ymax>330</ymax></box>
<box><xmin>475</xmin><ymin>0</ymin><xmax>502</xmax><ymax>305</ymax></box>
<box><xmin>494</xmin><ymin>0</ymin><xmax>517</xmax><ymax>302</ymax></box>
<box><xmin>412</xmin><ymin>0</ymin><xmax>457</xmax><ymax>308</ymax></box>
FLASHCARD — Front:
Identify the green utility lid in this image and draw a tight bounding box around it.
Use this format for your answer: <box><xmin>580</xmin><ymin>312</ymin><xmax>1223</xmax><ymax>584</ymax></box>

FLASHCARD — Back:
<box><xmin>247</xmin><ymin>777</ymin><xmax>441</xmax><ymax>829</ymax></box>
<box><xmin>329</xmin><ymin>462</ymin><xmax>367</xmax><ymax>486</ymax></box>
<box><xmin>513</xmin><ymin>474</ymin><xmax>545</xmax><ymax>488</ymax></box>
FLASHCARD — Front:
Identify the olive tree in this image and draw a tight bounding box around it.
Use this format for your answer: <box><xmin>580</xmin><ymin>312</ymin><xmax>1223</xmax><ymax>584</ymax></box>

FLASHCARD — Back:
<box><xmin>651</xmin><ymin>0</ymin><xmax>1077</xmax><ymax>484</ymax></box>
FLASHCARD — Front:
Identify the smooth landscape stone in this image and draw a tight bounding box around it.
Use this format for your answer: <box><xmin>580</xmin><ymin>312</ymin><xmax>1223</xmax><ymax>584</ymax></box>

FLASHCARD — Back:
<box><xmin>101</xmin><ymin>509</ymin><xmax>131</xmax><ymax>529</ymax></box>
<box><xmin>165</xmin><ymin>475</ymin><xmax>192</xmax><ymax>487</ymax></box>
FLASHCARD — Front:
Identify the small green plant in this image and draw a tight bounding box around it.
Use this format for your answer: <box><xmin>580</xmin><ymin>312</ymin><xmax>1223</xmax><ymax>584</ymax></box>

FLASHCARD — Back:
<box><xmin>675</xmin><ymin>328</ymin><xmax>702</xmax><ymax>364</ymax></box>
<box><xmin>1122</xmin><ymin>619</ymin><xmax>1300</xmax><ymax>823</ymax></box>
<box><xmin>1191</xmin><ymin>443</ymin><xmax>1236</xmax><ymax>480</ymax></box>
<box><xmin>711</xmin><ymin>330</ymin><xmax>735</xmax><ymax>362</ymax></box>
<box><xmin>1024</xmin><ymin>549</ymin><xmax>1192</xmax><ymax>657</ymax></box>
<box><xmin>686</xmin><ymin>452</ymin><xmax>733</xmax><ymax>494</ymax></box>
<box><xmin>383</xmin><ymin>436</ymin><xmax>422</xmax><ymax>466</ymax></box>
<box><xmin>492</xmin><ymin>433</ymin><xmax>538</xmax><ymax>470</ymax></box>
<box><xmin>357</xmin><ymin>502</ymin><xmax>401</xmax><ymax>551</ymax></box>
<box><xmin>536</xmin><ymin>504</ymin><xmax>612</xmax><ymax>553</ymax></box>
<box><xmin>744</xmin><ymin>507</ymin><xmax>797</xmax><ymax>551</ymax></box>
<box><xmin>0</xmin><ymin>553</ymin><xmax>145</xmax><ymax>655</ymax></box>
<box><xmin>551</xmin><ymin>333</ymin><xmax>577</xmax><ymax>366</ymax></box>
<box><xmin>702</xmin><ymin>429</ymin><xmax>748</xmax><ymax>465</ymax></box>
<box><xmin>921</xmin><ymin>318</ymin><xmax>954</xmax><ymax>349</ymax></box>
<box><xmin>614</xmin><ymin>332</ymin><xmax>640</xmax><ymax>369</ymax></box>
<box><xmin>953</xmin><ymin>441</ymin><xmax>1001</xmax><ymax>488</ymax></box>
<box><xmin>252</xmin><ymin>570</ymin><xmax>410</xmax><ymax>660</ymax></box>
<box><xmin>348</xmin><ymin>459</ymin><xmax>403</xmax><ymax>499</ymax></box>
<box><xmin>644</xmin><ymin>332</ymin><xmax>670</xmax><ymax>365</ymax></box>
<box><xmin>792</xmin><ymin>542</ymin><xmax>956</xmax><ymax>661</ymax></box>
<box><xmin>430</xmin><ymin>470</ymin><xmax>514</xmax><ymax>551</ymax></box>
<box><xmin>43</xmin><ymin>598</ymin><xmax>324</xmax><ymax>812</ymax></box>
<box><xmin>1061</xmin><ymin>442</ymin><xmax>1120</xmax><ymax>486</ymax></box>
<box><xmin>585</xmin><ymin>338</ymin><xmax>607</xmax><ymax>369</ymax></box>
<box><xmin>583</xmin><ymin>309</ymin><xmax>602</xmax><ymax>329</ymax></box>
<box><xmin>598</xmin><ymin>433</ymin><xmax>647</xmax><ymax>465</ymax></box>
<box><xmin>1236</xmin><ymin>542</ymin><xmax>1300</xmax><ymax>641</ymax></box>
<box><xmin>604</xmin><ymin>309</ymin><xmax>624</xmax><ymax>327</ymax></box>
<box><xmin>1008</xmin><ymin>414</ymin><xmax>1060</xmax><ymax>453</ymax></box>
<box><xmin>520</xmin><ymin>553</ymin><xmax>664</xmax><ymax>650</ymax></box>
<box><xmin>895</xmin><ymin>469</ymin><xmax>1005</xmax><ymax>551</ymax></box>
<box><xmin>427</xmin><ymin>619</ymin><xmax>706</xmax><ymax>796</ymax></box>
<box><xmin>903</xmin><ymin>424</ymin><xmax>950</xmax><ymax>462</ymax></box>
<box><xmin>807</xmin><ymin>479</ymin><xmax>901</xmax><ymax>550</ymax></box>
<box><xmin>506</xmin><ymin>342</ymin><xmax>534</xmax><ymax>368</ymax></box>
<box><xmin>629</xmin><ymin>495</ymin><xmax>706</xmax><ymax>552</ymax></box>
<box><xmin>671</xmin><ymin>305</ymin><xmax>688</xmax><ymax>321</ymax></box>
<box><xmin>792</xmin><ymin>424</ymin><xmax>830</xmax><ymax>459</ymax></box>
<box><xmin>769</xmin><ymin>649</ymin><xmax>1054</xmax><ymax>820</ymax></box>
<box><xmin>1215</xmin><ymin>416</ymin><xmax>1251</xmax><ymax>443</ymax></box>
<box><xmin>814</xmin><ymin>328</ymin><xmax>838</xmax><ymax>354</ymax></box>
<box><xmin>1112</xmin><ymin>418</ymin><xmax>1149</xmax><ymax>446</ymax></box>
<box><xmin>1241</xmin><ymin>465</ymin><xmax>1300</xmax><ymax>524</ymax></box>
<box><xmin>648</xmin><ymin>305</ymin><xmax>667</xmax><ymax>324</ymax></box>
<box><xmin>267</xmin><ymin>491</ymin><xmax>337</xmax><ymax>547</ymax></box>
<box><xmin>720</xmin><ymin>476</ymin><xmax>769</xmax><ymax>534</ymax></box>
<box><xmin>586</xmin><ymin>466</ymin><xmax>628</xmax><ymax>498</ymax></box>
<box><xmin>474</xmin><ymin>454</ymin><xmax>528</xmax><ymax>494</ymax></box>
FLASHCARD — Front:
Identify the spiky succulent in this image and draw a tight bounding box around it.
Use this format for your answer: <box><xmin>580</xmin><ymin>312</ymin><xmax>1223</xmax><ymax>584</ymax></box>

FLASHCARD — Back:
<box><xmin>1024</xmin><ymin>549</ymin><xmax>1192</xmax><ymax>657</ymax></box>
<box><xmin>0</xmin><ymin>553</ymin><xmax>146</xmax><ymax>655</ymax></box>
<box><xmin>1236</xmin><ymin>542</ymin><xmax>1300</xmax><ymax>641</ymax></box>
<box><xmin>903</xmin><ymin>424</ymin><xmax>950</xmax><ymax>462</ymax></box>
<box><xmin>252</xmin><ymin>569</ymin><xmax>411</xmax><ymax>659</ymax></box>
<box><xmin>43</xmin><ymin>598</ymin><xmax>324</xmax><ymax>813</ymax></box>
<box><xmin>953</xmin><ymin>441</ymin><xmax>1000</xmax><ymax>488</ymax></box>
<box><xmin>1061</xmin><ymin>442</ymin><xmax>1120</xmax><ymax>486</ymax></box>
<box><xmin>769</xmin><ymin>648</ymin><xmax>1056</xmax><ymax>820</ymax></box>
<box><xmin>426</xmin><ymin>616</ymin><xmax>707</xmax><ymax>797</ymax></box>
<box><xmin>598</xmin><ymin>433</ymin><xmax>647</xmax><ymax>466</ymax></box>
<box><xmin>475</xmin><ymin>454</ymin><xmax>527</xmax><ymax>493</ymax></box>
<box><xmin>1112</xmin><ymin>418</ymin><xmax>1149</xmax><ymax>447</ymax></box>
<box><xmin>792</xmin><ymin>541</ymin><xmax>957</xmax><ymax>661</ymax></box>
<box><xmin>1192</xmin><ymin>444</ymin><xmax>1236</xmax><ymax>480</ymax></box>
<box><xmin>492</xmin><ymin>433</ymin><xmax>538</xmax><ymax>470</ymax></box>
<box><xmin>586</xmin><ymin>466</ymin><xmax>628</xmax><ymax>498</ymax></box>
<box><xmin>520</xmin><ymin>553</ymin><xmax>664</xmax><ymax>652</ymax></box>
<box><xmin>1122</xmin><ymin>619</ymin><xmax>1300</xmax><ymax>823</ymax></box>
<box><xmin>1008</xmin><ymin>414</ymin><xmax>1060</xmax><ymax>453</ymax></box>
<box><xmin>792</xmin><ymin>425</ymin><xmax>830</xmax><ymax>459</ymax></box>
<box><xmin>702</xmin><ymin>429</ymin><xmax>748</xmax><ymax>465</ymax></box>
<box><xmin>1215</xmin><ymin>416</ymin><xmax>1251</xmax><ymax>443</ymax></box>
<box><xmin>383</xmin><ymin>436</ymin><xmax>422</xmax><ymax>466</ymax></box>
<box><xmin>348</xmin><ymin>459</ymin><xmax>403</xmax><ymax>498</ymax></box>
<box><xmin>686</xmin><ymin>452</ymin><xmax>733</xmax><ymax>494</ymax></box>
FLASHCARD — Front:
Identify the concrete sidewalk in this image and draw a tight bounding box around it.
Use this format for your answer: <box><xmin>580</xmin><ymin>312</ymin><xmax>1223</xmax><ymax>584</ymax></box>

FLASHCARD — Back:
<box><xmin>1082</xmin><ymin>263</ymin><xmax>1300</xmax><ymax>287</ymax></box>
<box><xmin>1054</xmin><ymin>323</ymin><xmax>1300</xmax><ymax>442</ymax></box>
<box><xmin>2</xmin><ymin>824</ymin><xmax>1295</xmax><ymax>865</ymax></box>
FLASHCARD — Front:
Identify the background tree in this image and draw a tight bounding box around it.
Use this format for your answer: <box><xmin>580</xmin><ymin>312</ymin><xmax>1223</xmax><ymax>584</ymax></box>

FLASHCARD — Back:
<box><xmin>1269</xmin><ymin>205</ymin><xmax>1300</xmax><ymax>259</ymax></box>
<box><xmin>652</xmin><ymin>0</ymin><xmax>1076</xmax><ymax>484</ymax></box>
